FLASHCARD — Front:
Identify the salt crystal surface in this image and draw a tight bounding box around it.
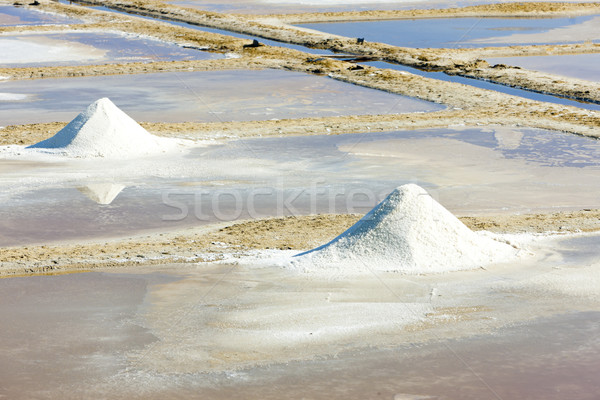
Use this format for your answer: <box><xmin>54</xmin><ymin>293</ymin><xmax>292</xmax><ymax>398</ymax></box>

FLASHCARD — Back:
<box><xmin>294</xmin><ymin>184</ymin><xmax>519</xmax><ymax>274</ymax></box>
<box><xmin>27</xmin><ymin>98</ymin><xmax>186</xmax><ymax>158</ymax></box>
<box><xmin>0</xmin><ymin>92</ymin><xmax>28</xmax><ymax>101</ymax></box>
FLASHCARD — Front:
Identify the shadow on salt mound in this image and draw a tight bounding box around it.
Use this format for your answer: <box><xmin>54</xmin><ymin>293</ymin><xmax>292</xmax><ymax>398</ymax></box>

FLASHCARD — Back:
<box><xmin>293</xmin><ymin>184</ymin><xmax>520</xmax><ymax>274</ymax></box>
<box><xmin>77</xmin><ymin>183</ymin><xmax>125</xmax><ymax>205</ymax></box>
<box><xmin>27</xmin><ymin>98</ymin><xmax>187</xmax><ymax>158</ymax></box>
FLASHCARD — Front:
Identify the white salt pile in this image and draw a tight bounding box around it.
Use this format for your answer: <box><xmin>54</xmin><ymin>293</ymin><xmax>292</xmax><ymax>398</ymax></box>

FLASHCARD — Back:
<box><xmin>27</xmin><ymin>98</ymin><xmax>184</xmax><ymax>158</ymax></box>
<box><xmin>293</xmin><ymin>184</ymin><xmax>518</xmax><ymax>274</ymax></box>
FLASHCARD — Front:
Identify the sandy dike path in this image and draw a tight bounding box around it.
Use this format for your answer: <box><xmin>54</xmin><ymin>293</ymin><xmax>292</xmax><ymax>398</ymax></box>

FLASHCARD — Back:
<box><xmin>1</xmin><ymin>210</ymin><xmax>600</xmax><ymax>277</ymax></box>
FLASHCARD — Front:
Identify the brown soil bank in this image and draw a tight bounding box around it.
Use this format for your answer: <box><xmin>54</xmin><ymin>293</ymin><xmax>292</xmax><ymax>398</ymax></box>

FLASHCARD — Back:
<box><xmin>1</xmin><ymin>210</ymin><xmax>599</xmax><ymax>277</ymax></box>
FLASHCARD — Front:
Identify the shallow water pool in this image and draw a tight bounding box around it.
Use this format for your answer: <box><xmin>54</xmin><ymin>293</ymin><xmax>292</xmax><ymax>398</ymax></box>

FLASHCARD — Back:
<box><xmin>298</xmin><ymin>15</ymin><xmax>600</xmax><ymax>48</ymax></box>
<box><xmin>1</xmin><ymin>126</ymin><xmax>599</xmax><ymax>246</ymax></box>
<box><xmin>163</xmin><ymin>0</ymin><xmax>565</xmax><ymax>15</ymax></box>
<box><xmin>0</xmin><ymin>4</ymin><xmax>82</xmax><ymax>26</ymax></box>
<box><xmin>0</xmin><ymin>31</ymin><xmax>222</xmax><ymax>68</ymax></box>
<box><xmin>487</xmin><ymin>53</ymin><xmax>600</xmax><ymax>83</ymax></box>
<box><xmin>1</xmin><ymin>231</ymin><xmax>599</xmax><ymax>399</ymax></box>
<box><xmin>0</xmin><ymin>69</ymin><xmax>444</xmax><ymax>125</ymax></box>
<box><xmin>165</xmin><ymin>0</ymin><xmax>439</xmax><ymax>14</ymax></box>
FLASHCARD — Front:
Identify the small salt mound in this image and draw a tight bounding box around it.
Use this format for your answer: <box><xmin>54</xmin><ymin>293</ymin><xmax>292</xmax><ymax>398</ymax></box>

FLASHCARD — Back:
<box><xmin>27</xmin><ymin>98</ymin><xmax>182</xmax><ymax>158</ymax></box>
<box><xmin>294</xmin><ymin>184</ymin><xmax>518</xmax><ymax>274</ymax></box>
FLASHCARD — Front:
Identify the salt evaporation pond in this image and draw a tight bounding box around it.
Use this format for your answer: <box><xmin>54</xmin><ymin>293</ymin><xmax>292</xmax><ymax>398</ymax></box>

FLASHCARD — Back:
<box><xmin>298</xmin><ymin>15</ymin><xmax>600</xmax><ymax>48</ymax></box>
<box><xmin>165</xmin><ymin>0</ymin><xmax>439</xmax><ymax>14</ymax></box>
<box><xmin>0</xmin><ymin>70</ymin><xmax>444</xmax><ymax>125</ymax></box>
<box><xmin>0</xmin><ymin>31</ymin><xmax>221</xmax><ymax>68</ymax></box>
<box><xmin>0</xmin><ymin>4</ymin><xmax>82</xmax><ymax>26</ymax></box>
<box><xmin>2</xmin><ymin>126</ymin><xmax>600</xmax><ymax>246</ymax></box>
<box><xmin>57</xmin><ymin>0</ymin><xmax>337</xmax><ymax>55</ymax></box>
<box><xmin>487</xmin><ymin>53</ymin><xmax>600</xmax><ymax>83</ymax></box>
<box><xmin>1</xmin><ymin>229</ymin><xmax>599</xmax><ymax>399</ymax></box>
<box><xmin>165</xmin><ymin>0</ymin><xmax>588</xmax><ymax>15</ymax></box>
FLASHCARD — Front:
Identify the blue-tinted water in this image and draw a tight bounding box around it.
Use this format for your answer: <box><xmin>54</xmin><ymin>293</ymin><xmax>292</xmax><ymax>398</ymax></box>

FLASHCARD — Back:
<box><xmin>166</xmin><ymin>0</ymin><xmax>439</xmax><ymax>14</ymax></box>
<box><xmin>0</xmin><ymin>31</ymin><xmax>223</xmax><ymax>68</ymax></box>
<box><xmin>227</xmin><ymin>126</ymin><xmax>600</xmax><ymax>169</ymax></box>
<box><xmin>56</xmin><ymin>0</ymin><xmax>335</xmax><ymax>54</ymax></box>
<box><xmin>298</xmin><ymin>16</ymin><xmax>600</xmax><ymax>48</ymax></box>
<box><xmin>0</xmin><ymin>4</ymin><xmax>82</xmax><ymax>26</ymax></box>
<box><xmin>0</xmin><ymin>69</ymin><xmax>444</xmax><ymax>125</ymax></box>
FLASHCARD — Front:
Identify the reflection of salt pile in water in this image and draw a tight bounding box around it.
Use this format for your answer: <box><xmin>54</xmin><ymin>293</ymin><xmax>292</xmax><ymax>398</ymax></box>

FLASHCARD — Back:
<box><xmin>78</xmin><ymin>183</ymin><xmax>125</xmax><ymax>205</ymax></box>
<box><xmin>494</xmin><ymin>128</ymin><xmax>524</xmax><ymax>150</ymax></box>
<box><xmin>294</xmin><ymin>184</ymin><xmax>518</xmax><ymax>274</ymax></box>
<box><xmin>27</xmin><ymin>98</ymin><xmax>183</xmax><ymax>158</ymax></box>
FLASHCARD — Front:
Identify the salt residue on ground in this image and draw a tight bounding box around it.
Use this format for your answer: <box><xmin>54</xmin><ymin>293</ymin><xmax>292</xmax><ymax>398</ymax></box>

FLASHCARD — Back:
<box><xmin>0</xmin><ymin>93</ymin><xmax>29</xmax><ymax>101</ymax></box>
<box><xmin>293</xmin><ymin>184</ymin><xmax>519</xmax><ymax>274</ymax></box>
<box><xmin>27</xmin><ymin>98</ymin><xmax>188</xmax><ymax>158</ymax></box>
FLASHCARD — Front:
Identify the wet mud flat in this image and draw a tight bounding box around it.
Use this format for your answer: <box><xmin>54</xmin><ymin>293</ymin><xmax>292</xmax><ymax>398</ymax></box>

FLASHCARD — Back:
<box><xmin>1</xmin><ymin>230</ymin><xmax>600</xmax><ymax>398</ymax></box>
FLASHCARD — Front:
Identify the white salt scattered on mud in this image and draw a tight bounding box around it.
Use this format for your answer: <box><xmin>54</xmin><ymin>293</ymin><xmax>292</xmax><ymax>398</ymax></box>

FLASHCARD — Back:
<box><xmin>0</xmin><ymin>37</ymin><xmax>106</xmax><ymax>65</ymax></box>
<box><xmin>293</xmin><ymin>184</ymin><xmax>519</xmax><ymax>274</ymax></box>
<box><xmin>27</xmin><ymin>98</ymin><xmax>187</xmax><ymax>158</ymax></box>
<box><xmin>0</xmin><ymin>93</ymin><xmax>29</xmax><ymax>101</ymax></box>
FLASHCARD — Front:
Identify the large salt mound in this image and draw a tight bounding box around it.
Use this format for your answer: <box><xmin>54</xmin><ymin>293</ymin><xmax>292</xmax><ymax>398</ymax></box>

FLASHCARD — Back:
<box><xmin>27</xmin><ymin>98</ymin><xmax>182</xmax><ymax>158</ymax></box>
<box><xmin>294</xmin><ymin>184</ymin><xmax>518</xmax><ymax>274</ymax></box>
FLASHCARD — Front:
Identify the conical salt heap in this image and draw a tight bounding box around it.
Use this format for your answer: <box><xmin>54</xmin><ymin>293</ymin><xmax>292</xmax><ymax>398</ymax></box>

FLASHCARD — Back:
<box><xmin>28</xmin><ymin>98</ymin><xmax>178</xmax><ymax>158</ymax></box>
<box><xmin>294</xmin><ymin>184</ymin><xmax>517</xmax><ymax>274</ymax></box>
